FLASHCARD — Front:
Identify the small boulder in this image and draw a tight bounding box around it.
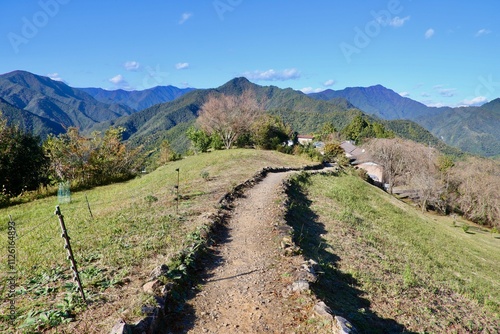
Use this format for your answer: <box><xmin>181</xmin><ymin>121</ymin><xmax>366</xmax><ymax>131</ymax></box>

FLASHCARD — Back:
<box><xmin>149</xmin><ymin>264</ymin><xmax>169</xmax><ymax>280</ymax></box>
<box><xmin>109</xmin><ymin>319</ymin><xmax>132</xmax><ymax>334</ymax></box>
<box><xmin>143</xmin><ymin>279</ymin><xmax>162</xmax><ymax>295</ymax></box>
<box><xmin>312</xmin><ymin>301</ymin><xmax>334</xmax><ymax>321</ymax></box>
<box><xmin>290</xmin><ymin>280</ymin><xmax>309</xmax><ymax>293</ymax></box>
<box><xmin>335</xmin><ymin>315</ymin><xmax>358</xmax><ymax>334</ymax></box>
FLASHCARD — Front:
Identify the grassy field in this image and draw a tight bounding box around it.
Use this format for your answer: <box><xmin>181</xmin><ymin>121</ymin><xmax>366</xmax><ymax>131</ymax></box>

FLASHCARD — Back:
<box><xmin>0</xmin><ymin>149</ymin><xmax>312</xmax><ymax>333</ymax></box>
<box><xmin>287</xmin><ymin>171</ymin><xmax>500</xmax><ymax>333</ymax></box>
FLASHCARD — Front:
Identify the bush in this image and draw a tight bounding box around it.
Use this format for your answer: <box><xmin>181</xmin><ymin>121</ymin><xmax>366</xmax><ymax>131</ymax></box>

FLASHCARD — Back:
<box><xmin>323</xmin><ymin>142</ymin><xmax>344</xmax><ymax>163</ymax></box>
<box><xmin>210</xmin><ymin>134</ymin><xmax>224</xmax><ymax>150</ymax></box>
<box><xmin>251</xmin><ymin>115</ymin><xmax>290</xmax><ymax>150</ymax></box>
<box><xmin>186</xmin><ymin>127</ymin><xmax>211</xmax><ymax>153</ymax></box>
<box><xmin>292</xmin><ymin>143</ymin><xmax>323</xmax><ymax>161</ymax></box>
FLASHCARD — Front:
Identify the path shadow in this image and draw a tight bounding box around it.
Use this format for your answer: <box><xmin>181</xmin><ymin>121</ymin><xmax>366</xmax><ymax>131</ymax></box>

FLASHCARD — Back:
<box><xmin>285</xmin><ymin>178</ymin><xmax>417</xmax><ymax>334</ymax></box>
<box><xmin>160</xmin><ymin>210</ymin><xmax>233</xmax><ymax>333</ymax></box>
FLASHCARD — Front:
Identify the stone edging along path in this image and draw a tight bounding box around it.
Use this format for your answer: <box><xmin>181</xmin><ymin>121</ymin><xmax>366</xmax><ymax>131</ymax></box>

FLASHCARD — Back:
<box><xmin>110</xmin><ymin>164</ymin><xmax>357</xmax><ymax>334</ymax></box>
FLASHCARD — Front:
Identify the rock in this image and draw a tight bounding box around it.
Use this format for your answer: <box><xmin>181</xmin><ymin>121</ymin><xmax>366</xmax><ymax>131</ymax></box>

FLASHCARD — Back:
<box><xmin>284</xmin><ymin>245</ymin><xmax>301</xmax><ymax>256</ymax></box>
<box><xmin>149</xmin><ymin>264</ymin><xmax>169</xmax><ymax>280</ymax></box>
<box><xmin>290</xmin><ymin>280</ymin><xmax>309</xmax><ymax>293</ymax></box>
<box><xmin>161</xmin><ymin>282</ymin><xmax>174</xmax><ymax>296</ymax></box>
<box><xmin>141</xmin><ymin>305</ymin><xmax>156</xmax><ymax>315</ymax></box>
<box><xmin>281</xmin><ymin>236</ymin><xmax>293</xmax><ymax>246</ymax></box>
<box><xmin>133</xmin><ymin>317</ymin><xmax>153</xmax><ymax>333</ymax></box>
<box><xmin>109</xmin><ymin>319</ymin><xmax>132</xmax><ymax>334</ymax></box>
<box><xmin>335</xmin><ymin>315</ymin><xmax>358</xmax><ymax>334</ymax></box>
<box><xmin>143</xmin><ymin>279</ymin><xmax>162</xmax><ymax>295</ymax></box>
<box><xmin>312</xmin><ymin>302</ymin><xmax>334</xmax><ymax>321</ymax></box>
<box><xmin>307</xmin><ymin>259</ymin><xmax>321</xmax><ymax>272</ymax></box>
<box><xmin>298</xmin><ymin>261</ymin><xmax>319</xmax><ymax>283</ymax></box>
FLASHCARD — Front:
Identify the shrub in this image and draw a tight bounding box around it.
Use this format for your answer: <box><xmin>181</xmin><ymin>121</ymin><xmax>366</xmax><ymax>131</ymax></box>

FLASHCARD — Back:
<box><xmin>323</xmin><ymin>142</ymin><xmax>344</xmax><ymax>163</ymax></box>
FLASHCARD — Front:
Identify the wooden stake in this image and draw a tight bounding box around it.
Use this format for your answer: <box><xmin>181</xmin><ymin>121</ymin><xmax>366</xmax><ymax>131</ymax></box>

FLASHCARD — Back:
<box><xmin>85</xmin><ymin>194</ymin><xmax>93</xmax><ymax>219</ymax></box>
<box><xmin>55</xmin><ymin>206</ymin><xmax>87</xmax><ymax>303</ymax></box>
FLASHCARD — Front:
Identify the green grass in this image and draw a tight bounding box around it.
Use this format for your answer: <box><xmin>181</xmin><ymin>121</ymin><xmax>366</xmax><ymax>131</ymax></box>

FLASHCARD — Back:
<box><xmin>287</xmin><ymin>171</ymin><xmax>500</xmax><ymax>333</ymax></box>
<box><xmin>0</xmin><ymin>149</ymin><xmax>312</xmax><ymax>333</ymax></box>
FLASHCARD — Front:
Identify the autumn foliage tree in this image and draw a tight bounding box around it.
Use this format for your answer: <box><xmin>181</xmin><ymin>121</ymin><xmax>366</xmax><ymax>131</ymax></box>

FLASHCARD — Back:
<box><xmin>44</xmin><ymin>127</ymin><xmax>142</xmax><ymax>187</ymax></box>
<box><xmin>197</xmin><ymin>91</ymin><xmax>264</xmax><ymax>149</ymax></box>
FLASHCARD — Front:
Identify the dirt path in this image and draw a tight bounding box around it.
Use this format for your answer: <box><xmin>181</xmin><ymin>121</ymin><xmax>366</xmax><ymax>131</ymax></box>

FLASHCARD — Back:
<box><xmin>165</xmin><ymin>171</ymin><xmax>318</xmax><ymax>333</ymax></box>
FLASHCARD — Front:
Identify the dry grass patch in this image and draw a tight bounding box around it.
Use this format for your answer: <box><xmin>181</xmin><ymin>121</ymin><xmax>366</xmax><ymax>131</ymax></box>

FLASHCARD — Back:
<box><xmin>287</xmin><ymin>171</ymin><xmax>500</xmax><ymax>333</ymax></box>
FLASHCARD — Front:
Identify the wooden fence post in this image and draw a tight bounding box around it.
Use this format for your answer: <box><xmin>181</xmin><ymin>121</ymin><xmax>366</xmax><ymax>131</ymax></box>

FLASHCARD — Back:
<box><xmin>175</xmin><ymin>168</ymin><xmax>180</xmax><ymax>215</ymax></box>
<box><xmin>85</xmin><ymin>194</ymin><xmax>93</xmax><ymax>219</ymax></box>
<box><xmin>54</xmin><ymin>205</ymin><xmax>87</xmax><ymax>303</ymax></box>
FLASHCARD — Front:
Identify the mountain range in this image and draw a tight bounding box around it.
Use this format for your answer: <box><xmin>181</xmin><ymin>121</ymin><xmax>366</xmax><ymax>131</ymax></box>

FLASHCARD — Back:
<box><xmin>0</xmin><ymin>97</ymin><xmax>65</xmax><ymax>138</ymax></box>
<box><xmin>310</xmin><ymin>85</ymin><xmax>500</xmax><ymax>157</ymax></box>
<box><xmin>0</xmin><ymin>70</ymin><xmax>499</xmax><ymax>157</ymax></box>
<box><xmin>79</xmin><ymin>85</ymin><xmax>195</xmax><ymax>111</ymax></box>
<box><xmin>0</xmin><ymin>70</ymin><xmax>134</xmax><ymax>131</ymax></box>
<box><xmin>92</xmin><ymin>77</ymin><xmax>456</xmax><ymax>155</ymax></box>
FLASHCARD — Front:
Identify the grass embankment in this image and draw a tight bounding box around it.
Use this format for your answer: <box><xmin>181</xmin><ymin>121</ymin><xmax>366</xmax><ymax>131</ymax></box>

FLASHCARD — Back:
<box><xmin>0</xmin><ymin>149</ymin><xmax>312</xmax><ymax>333</ymax></box>
<box><xmin>287</xmin><ymin>171</ymin><xmax>500</xmax><ymax>333</ymax></box>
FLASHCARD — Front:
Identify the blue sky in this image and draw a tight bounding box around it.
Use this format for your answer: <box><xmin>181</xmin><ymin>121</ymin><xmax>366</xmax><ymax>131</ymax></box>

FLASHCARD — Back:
<box><xmin>1</xmin><ymin>0</ymin><xmax>499</xmax><ymax>107</ymax></box>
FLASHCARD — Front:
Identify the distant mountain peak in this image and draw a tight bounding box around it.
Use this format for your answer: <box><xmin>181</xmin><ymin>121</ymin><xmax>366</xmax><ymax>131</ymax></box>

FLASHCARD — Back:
<box><xmin>218</xmin><ymin>77</ymin><xmax>253</xmax><ymax>90</ymax></box>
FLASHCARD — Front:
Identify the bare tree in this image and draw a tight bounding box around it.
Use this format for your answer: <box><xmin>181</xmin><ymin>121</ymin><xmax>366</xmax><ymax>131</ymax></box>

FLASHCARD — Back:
<box><xmin>197</xmin><ymin>91</ymin><xmax>263</xmax><ymax>149</ymax></box>
<box><xmin>364</xmin><ymin>138</ymin><xmax>445</xmax><ymax>212</ymax></box>
<box><xmin>450</xmin><ymin>157</ymin><xmax>500</xmax><ymax>227</ymax></box>
<box><xmin>404</xmin><ymin>143</ymin><xmax>443</xmax><ymax>212</ymax></box>
<box><xmin>363</xmin><ymin>138</ymin><xmax>408</xmax><ymax>194</ymax></box>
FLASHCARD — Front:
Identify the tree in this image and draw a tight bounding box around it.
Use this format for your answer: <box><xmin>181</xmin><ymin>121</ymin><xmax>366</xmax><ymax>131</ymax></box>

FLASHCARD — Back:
<box><xmin>197</xmin><ymin>91</ymin><xmax>264</xmax><ymax>149</ymax></box>
<box><xmin>450</xmin><ymin>157</ymin><xmax>500</xmax><ymax>227</ymax></box>
<box><xmin>364</xmin><ymin>138</ymin><xmax>408</xmax><ymax>194</ymax></box>
<box><xmin>319</xmin><ymin>122</ymin><xmax>338</xmax><ymax>141</ymax></box>
<box><xmin>251</xmin><ymin>115</ymin><xmax>290</xmax><ymax>150</ymax></box>
<box><xmin>404</xmin><ymin>143</ymin><xmax>443</xmax><ymax>212</ymax></box>
<box><xmin>323</xmin><ymin>142</ymin><xmax>345</xmax><ymax>164</ymax></box>
<box><xmin>342</xmin><ymin>115</ymin><xmax>394</xmax><ymax>144</ymax></box>
<box><xmin>0</xmin><ymin>115</ymin><xmax>49</xmax><ymax>197</ymax></box>
<box><xmin>44</xmin><ymin>127</ymin><xmax>142</xmax><ymax>187</ymax></box>
<box><xmin>186</xmin><ymin>126</ymin><xmax>212</xmax><ymax>153</ymax></box>
<box><xmin>342</xmin><ymin>115</ymin><xmax>369</xmax><ymax>144</ymax></box>
<box><xmin>158</xmin><ymin>140</ymin><xmax>178</xmax><ymax>165</ymax></box>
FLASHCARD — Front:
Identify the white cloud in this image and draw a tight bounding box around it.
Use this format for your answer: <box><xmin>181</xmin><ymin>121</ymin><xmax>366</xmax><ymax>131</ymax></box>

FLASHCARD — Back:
<box><xmin>389</xmin><ymin>16</ymin><xmax>410</xmax><ymax>28</ymax></box>
<box><xmin>423</xmin><ymin>101</ymin><xmax>446</xmax><ymax>108</ymax></box>
<box><xmin>179</xmin><ymin>12</ymin><xmax>193</xmax><ymax>24</ymax></box>
<box><xmin>47</xmin><ymin>73</ymin><xmax>64</xmax><ymax>82</ymax></box>
<box><xmin>425</xmin><ymin>28</ymin><xmax>435</xmax><ymax>39</ymax></box>
<box><xmin>300</xmin><ymin>87</ymin><xmax>324</xmax><ymax>94</ymax></box>
<box><xmin>124</xmin><ymin>61</ymin><xmax>140</xmax><ymax>71</ymax></box>
<box><xmin>175</xmin><ymin>62</ymin><xmax>190</xmax><ymax>70</ymax></box>
<box><xmin>399</xmin><ymin>91</ymin><xmax>410</xmax><ymax>97</ymax></box>
<box><xmin>421</xmin><ymin>92</ymin><xmax>431</xmax><ymax>97</ymax></box>
<box><xmin>243</xmin><ymin>68</ymin><xmax>300</xmax><ymax>81</ymax></box>
<box><xmin>459</xmin><ymin>96</ymin><xmax>488</xmax><ymax>107</ymax></box>
<box><xmin>435</xmin><ymin>87</ymin><xmax>456</xmax><ymax>97</ymax></box>
<box><xmin>109</xmin><ymin>74</ymin><xmax>125</xmax><ymax>84</ymax></box>
<box><xmin>475</xmin><ymin>29</ymin><xmax>491</xmax><ymax>37</ymax></box>
<box><xmin>323</xmin><ymin>79</ymin><xmax>335</xmax><ymax>87</ymax></box>
<box><xmin>109</xmin><ymin>74</ymin><xmax>132</xmax><ymax>90</ymax></box>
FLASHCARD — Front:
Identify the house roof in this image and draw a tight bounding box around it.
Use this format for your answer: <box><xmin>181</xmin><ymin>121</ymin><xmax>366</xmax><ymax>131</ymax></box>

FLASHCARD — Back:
<box><xmin>340</xmin><ymin>141</ymin><xmax>376</xmax><ymax>164</ymax></box>
<box><xmin>297</xmin><ymin>134</ymin><xmax>314</xmax><ymax>139</ymax></box>
<box><xmin>341</xmin><ymin>141</ymin><xmax>365</xmax><ymax>156</ymax></box>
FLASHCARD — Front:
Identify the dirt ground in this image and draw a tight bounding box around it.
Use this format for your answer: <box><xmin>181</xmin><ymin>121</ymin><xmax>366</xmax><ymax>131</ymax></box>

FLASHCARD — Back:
<box><xmin>164</xmin><ymin>171</ymin><xmax>328</xmax><ymax>334</ymax></box>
